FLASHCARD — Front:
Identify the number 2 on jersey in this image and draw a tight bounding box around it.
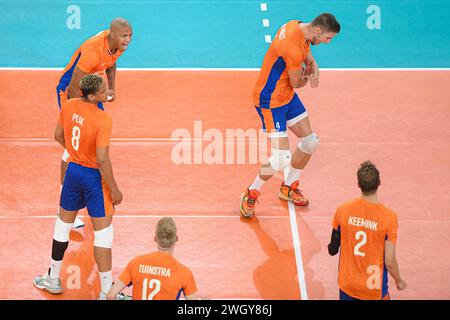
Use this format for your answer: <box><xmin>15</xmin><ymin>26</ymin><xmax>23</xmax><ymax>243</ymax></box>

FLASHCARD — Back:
<box><xmin>71</xmin><ymin>126</ymin><xmax>81</xmax><ymax>150</ymax></box>
<box><xmin>142</xmin><ymin>278</ymin><xmax>161</xmax><ymax>300</ymax></box>
<box><xmin>354</xmin><ymin>230</ymin><xmax>367</xmax><ymax>257</ymax></box>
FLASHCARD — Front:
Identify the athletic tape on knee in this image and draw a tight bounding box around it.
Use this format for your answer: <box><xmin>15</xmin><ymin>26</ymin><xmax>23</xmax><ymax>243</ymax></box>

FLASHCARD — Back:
<box><xmin>53</xmin><ymin>216</ymin><xmax>73</xmax><ymax>243</ymax></box>
<box><xmin>61</xmin><ymin>149</ymin><xmax>70</xmax><ymax>162</ymax></box>
<box><xmin>94</xmin><ymin>225</ymin><xmax>114</xmax><ymax>248</ymax></box>
<box><xmin>269</xmin><ymin>149</ymin><xmax>291</xmax><ymax>171</ymax></box>
<box><xmin>298</xmin><ymin>133</ymin><xmax>319</xmax><ymax>155</ymax></box>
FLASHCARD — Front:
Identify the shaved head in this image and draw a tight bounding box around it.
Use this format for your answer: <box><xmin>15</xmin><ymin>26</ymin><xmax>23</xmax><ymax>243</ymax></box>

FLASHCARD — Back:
<box><xmin>110</xmin><ymin>17</ymin><xmax>132</xmax><ymax>31</ymax></box>
<box><xmin>108</xmin><ymin>17</ymin><xmax>132</xmax><ymax>52</ymax></box>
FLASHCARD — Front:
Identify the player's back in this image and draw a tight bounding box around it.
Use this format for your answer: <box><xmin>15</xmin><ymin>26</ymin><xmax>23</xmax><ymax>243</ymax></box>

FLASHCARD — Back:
<box><xmin>253</xmin><ymin>20</ymin><xmax>310</xmax><ymax>108</ymax></box>
<box><xmin>59</xmin><ymin>98</ymin><xmax>112</xmax><ymax>168</ymax></box>
<box><xmin>335</xmin><ymin>198</ymin><xmax>398</xmax><ymax>300</ymax></box>
<box><xmin>119</xmin><ymin>252</ymin><xmax>197</xmax><ymax>300</ymax></box>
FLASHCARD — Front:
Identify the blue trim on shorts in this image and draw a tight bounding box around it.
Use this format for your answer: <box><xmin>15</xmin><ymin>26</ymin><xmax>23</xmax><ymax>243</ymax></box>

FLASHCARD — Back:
<box><xmin>339</xmin><ymin>289</ymin><xmax>390</xmax><ymax>300</ymax></box>
<box><xmin>60</xmin><ymin>162</ymin><xmax>107</xmax><ymax>217</ymax></box>
<box><xmin>259</xmin><ymin>57</ymin><xmax>286</xmax><ymax>109</ymax></box>
<box><xmin>255</xmin><ymin>93</ymin><xmax>306</xmax><ymax>132</ymax></box>
<box><xmin>339</xmin><ymin>290</ymin><xmax>358</xmax><ymax>300</ymax></box>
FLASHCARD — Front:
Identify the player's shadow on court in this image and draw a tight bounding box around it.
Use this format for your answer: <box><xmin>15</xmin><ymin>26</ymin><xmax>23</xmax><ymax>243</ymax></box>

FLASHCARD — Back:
<box><xmin>243</xmin><ymin>215</ymin><xmax>325</xmax><ymax>299</ymax></box>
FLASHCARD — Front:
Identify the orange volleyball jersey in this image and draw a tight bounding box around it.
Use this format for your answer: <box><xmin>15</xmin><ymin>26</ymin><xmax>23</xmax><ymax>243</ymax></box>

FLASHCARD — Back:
<box><xmin>59</xmin><ymin>98</ymin><xmax>112</xmax><ymax>168</ymax></box>
<box><xmin>118</xmin><ymin>252</ymin><xmax>197</xmax><ymax>300</ymax></box>
<box><xmin>253</xmin><ymin>20</ymin><xmax>310</xmax><ymax>108</ymax></box>
<box><xmin>62</xmin><ymin>30</ymin><xmax>122</xmax><ymax>75</ymax></box>
<box><xmin>57</xmin><ymin>30</ymin><xmax>122</xmax><ymax>102</ymax></box>
<box><xmin>332</xmin><ymin>198</ymin><xmax>398</xmax><ymax>300</ymax></box>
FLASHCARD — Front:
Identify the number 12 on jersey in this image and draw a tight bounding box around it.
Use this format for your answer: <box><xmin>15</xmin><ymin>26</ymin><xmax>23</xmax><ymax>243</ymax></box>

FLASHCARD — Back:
<box><xmin>142</xmin><ymin>278</ymin><xmax>161</xmax><ymax>300</ymax></box>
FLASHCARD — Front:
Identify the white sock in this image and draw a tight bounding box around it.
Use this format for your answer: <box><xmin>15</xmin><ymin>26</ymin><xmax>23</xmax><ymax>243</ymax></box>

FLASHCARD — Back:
<box><xmin>249</xmin><ymin>175</ymin><xmax>265</xmax><ymax>191</ymax></box>
<box><xmin>285</xmin><ymin>165</ymin><xmax>302</xmax><ymax>186</ymax></box>
<box><xmin>99</xmin><ymin>271</ymin><xmax>113</xmax><ymax>293</ymax></box>
<box><xmin>49</xmin><ymin>259</ymin><xmax>63</xmax><ymax>279</ymax></box>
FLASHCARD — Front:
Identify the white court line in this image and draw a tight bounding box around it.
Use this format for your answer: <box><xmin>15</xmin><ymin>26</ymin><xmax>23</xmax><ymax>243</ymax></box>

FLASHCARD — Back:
<box><xmin>283</xmin><ymin>167</ymin><xmax>308</xmax><ymax>300</ymax></box>
<box><xmin>2</xmin><ymin>138</ymin><xmax>448</xmax><ymax>144</ymax></box>
<box><xmin>1</xmin><ymin>214</ymin><xmax>445</xmax><ymax>222</ymax></box>
<box><xmin>0</xmin><ymin>138</ymin><xmax>265</xmax><ymax>142</ymax></box>
<box><xmin>0</xmin><ymin>67</ymin><xmax>449</xmax><ymax>71</ymax></box>
<box><xmin>0</xmin><ymin>214</ymin><xmax>289</xmax><ymax>219</ymax></box>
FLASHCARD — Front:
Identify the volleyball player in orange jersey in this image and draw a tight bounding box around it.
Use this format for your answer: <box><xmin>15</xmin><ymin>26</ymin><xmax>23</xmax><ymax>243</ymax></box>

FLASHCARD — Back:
<box><xmin>328</xmin><ymin>161</ymin><xmax>407</xmax><ymax>300</ymax></box>
<box><xmin>240</xmin><ymin>14</ymin><xmax>340</xmax><ymax>218</ymax></box>
<box><xmin>34</xmin><ymin>75</ymin><xmax>124</xmax><ymax>299</ymax></box>
<box><xmin>107</xmin><ymin>218</ymin><xmax>204</xmax><ymax>300</ymax></box>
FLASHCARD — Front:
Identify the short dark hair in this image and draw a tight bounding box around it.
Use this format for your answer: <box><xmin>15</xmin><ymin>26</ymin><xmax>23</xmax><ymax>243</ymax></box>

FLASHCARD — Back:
<box><xmin>311</xmin><ymin>13</ymin><xmax>340</xmax><ymax>33</ymax></box>
<box><xmin>79</xmin><ymin>74</ymin><xmax>103</xmax><ymax>97</ymax></box>
<box><xmin>357</xmin><ymin>161</ymin><xmax>380</xmax><ymax>195</ymax></box>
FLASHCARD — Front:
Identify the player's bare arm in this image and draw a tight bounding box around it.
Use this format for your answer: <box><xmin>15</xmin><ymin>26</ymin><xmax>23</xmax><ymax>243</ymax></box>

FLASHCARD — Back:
<box><xmin>106</xmin><ymin>279</ymin><xmax>127</xmax><ymax>300</ymax></box>
<box><xmin>54</xmin><ymin>123</ymin><xmax>66</xmax><ymax>148</ymax></box>
<box><xmin>67</xmin><ymin>67</ymin><xmax>87</xmax><ymax>98</ymax></box>
<box><xmin>384</xmin><ymin>241</ymin><xmax>407</xmax><ymax>290</ymax></box>
<box><xmin>305</xmin><ymin>51</ymin><xmax>319</xmax><ymax>88</ymax></box>
<box><xmin>96</xmin><ymin>146</ymin><xmax>123</xmax><ymax>205</ymax></box>
<box><xmin>185</xmin><ymin>293</ymin><xmax>210</xmax><ymax>300</ymax></box>
<box><xmin>105</xmin><ymin>63</ymin><xmax>116</xmax><ymax>102</ymax></box>
<box><xmin>287</xmin><ymin>69</ymin><xmax>308</xmax><ymax>88</ymax></box>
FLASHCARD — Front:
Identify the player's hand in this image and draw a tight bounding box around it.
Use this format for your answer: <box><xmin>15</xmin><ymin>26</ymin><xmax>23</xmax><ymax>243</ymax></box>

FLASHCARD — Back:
<box><xmin>106</xmin><ymin>89</ymin><xmax>116</xmax><ymax>102</ymax></box>
<box><xmin>396</xmin><ymin>279</ymin><xmax>407</xmax><ymax>290</ymax></box>
<box><xmin>308</xmin><ymin>62</ymin><xmax>320</xmax><ymax>88</ymax></box>
<box><xmin>111</xmin><ymin>189</ymin><xmax>123</xmax><ymax>205</ymax></box>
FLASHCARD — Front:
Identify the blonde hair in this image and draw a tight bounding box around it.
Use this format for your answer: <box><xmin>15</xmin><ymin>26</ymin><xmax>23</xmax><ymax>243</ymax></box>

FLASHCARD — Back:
<box><xmin>79</xmin><ymin>74</ymin><xmax>103</xmax><ymax>97</ymax></box>
<box><xmin>156</xmin><ymin>217</ymin><xmax>177</xmax><ymax>249</ymax></box>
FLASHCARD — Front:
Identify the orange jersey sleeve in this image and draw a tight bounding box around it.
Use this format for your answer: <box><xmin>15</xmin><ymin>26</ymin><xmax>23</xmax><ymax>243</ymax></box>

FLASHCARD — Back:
<box><xmin>76</xmin><ymin>49</ymin><xmax>100</xmax><ymax>74</ymax></box>
<box><xmin>179</xmin><ymin>267</ymin><xmax>197</xmax><ymax>297</ymax></box>
<box><xmin>332</xmin><ymin>206</ymin><xmax>342</xmax><ymax>230</ymax></box>
<box><xmin>385</xmin><ymin>209</ymin><xmax>398</xmax><ymax>244</ymax></box>
<box><xmin>118</xmin><ymin>260</ymin><xmax>134</xmax><ymax>287</ymax></box>
<box><xmin>96</xmin><ymin>113</ymin><xmax>112</xmax><ymax>147</ymax></box>
<box><xmin>282</xmin><ymin>37</ymin><xmax>308</xmax><ymax>72</ymax></box>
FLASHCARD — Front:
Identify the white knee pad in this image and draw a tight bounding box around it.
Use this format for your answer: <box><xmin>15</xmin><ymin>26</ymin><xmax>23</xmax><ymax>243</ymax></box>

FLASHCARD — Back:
<box><xmin>269</xmin><ymin>149</ymin><xmax>291</xmax><ymax>171</ymax></box>
<box><xmin>53</xmin><ymin>216</ymin><xmax>73</xmax><ymax>243</ymax></box>
<box><xmin>61</xmin><ymin>149</ymin><xmax>70</xmax><ymax>162</ymax></box>
<box><xmin>298</xmin><ymin>133</ymin><xmax>319</xmax><ymax>155</ymax></box>
<box><xmin>94</xmin><ymin>224</ymin><xmax>114</xmax><ymax>248</ymax></box>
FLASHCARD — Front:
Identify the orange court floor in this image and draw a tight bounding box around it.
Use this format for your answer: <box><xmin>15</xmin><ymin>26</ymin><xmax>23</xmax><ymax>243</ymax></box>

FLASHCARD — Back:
<box><xmin>0</xmin><ymin>70</ymin><xmax>449</xmax><ymax>299</ymax></box>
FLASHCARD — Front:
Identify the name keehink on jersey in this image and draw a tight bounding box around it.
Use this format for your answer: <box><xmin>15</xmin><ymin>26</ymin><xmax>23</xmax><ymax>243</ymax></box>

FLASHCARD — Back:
<box><xmin>348</xmin><ymin>216</ymin><xmax>378</xmax><ymax>231</ymax></box>
<box><xmin>139</xmin><ymin>264</ymin><xmax>171</xmax><ymax>277</ymax></box>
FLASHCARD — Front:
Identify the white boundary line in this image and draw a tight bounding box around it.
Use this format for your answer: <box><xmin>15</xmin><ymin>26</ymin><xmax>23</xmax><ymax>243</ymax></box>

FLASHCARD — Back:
<box><xmin>0</xmin><ymin>214</ymin><xmax>289</xmax><ymax>219</ymax></box>
<box><xmin>0</xmin><ymin>138</ymin><xmax>266</xmax><ymax>142</ymax></box>
<box><xmin>1</xmin><ymin>214</ymin><xmax>446</xmax><ymax>222</ymax></box>
<box><xmin>0</xmin><ymin>67</ymin><xmax>449</xmax><ymax>71</ymax></box>
<box><xmin>283</xmin><ymin>167</ymin><xmax>308</xmax><ymax>300</ymax></box>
